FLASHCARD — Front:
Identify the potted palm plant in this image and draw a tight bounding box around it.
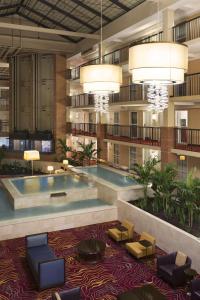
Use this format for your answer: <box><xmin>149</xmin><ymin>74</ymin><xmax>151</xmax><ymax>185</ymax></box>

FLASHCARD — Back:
<box><xmin>130</xmin><ymin>158</ymin><xmax>159</xmax><ymax>207</ymax></box>
<box><xmin>78</xmin><ymin>141</ymin><xmax>100</xmax><ymax>166</ymax></box>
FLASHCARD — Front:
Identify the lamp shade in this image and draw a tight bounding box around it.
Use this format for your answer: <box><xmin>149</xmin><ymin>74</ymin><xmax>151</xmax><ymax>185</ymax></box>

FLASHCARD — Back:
<box><xmin>129</xmin><ymin>42</ymin><xmax>188</xmax><ymax>84</ymax></box>
<box><xmin>63</xmin><ymin>159</ymin><xmax>68</xmax><ymax>165</ymax></box>
<box><xmin>47</xmin><ymin>166</ymin><xmax>54</xmax><ymax>171</ymax></box>
<box><xmin>80</xmin><ymin>64</ymin><xmax>122</xmax><ymax>94</ymax></box>
<box><xmin>179</xmin><ymin>155</ymin><xmax>186</xmax><ymax>161</ymax></box>
<box><xmin>24</xmin><ymin>150</ymin><xmax>40</xmax><ymax>161</ymax></box>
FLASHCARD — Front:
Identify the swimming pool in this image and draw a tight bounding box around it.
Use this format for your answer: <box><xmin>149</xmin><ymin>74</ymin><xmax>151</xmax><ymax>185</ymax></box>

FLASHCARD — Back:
<box><xmin>81</xmin><ymin>166</ymin><xmax>136</xmax><ymax>187</ymax></box>
<box><xmin>10</xmin><ymin>174</ymin><xmax>89</xmax><ymax>195</ymax></box>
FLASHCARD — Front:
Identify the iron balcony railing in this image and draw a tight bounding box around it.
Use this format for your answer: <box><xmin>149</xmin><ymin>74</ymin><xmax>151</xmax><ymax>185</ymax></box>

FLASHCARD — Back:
<box><xmin>70</xmin><ymin>32</ymin><xmax>163</xmax><ymax>80</ymax></box>
<box><xmin>71</xmin><ymin>123</ymin><xmax>97</xmax><ymax>137</ymax></box>
<box><xmin>69</xmin><ymin>84</ymin><xmax>145</xmax><ymax>108</ymax></box>
<box><xmin>173</xmin><ymin>73</ymin><xmax>200</xmax><ymax>97</ymax></box>
<box><xmin>0</xmin><ymin>120</ymin><xmax>9</xmax><ymax>134</ymax></box>
<box><xmin>71</xmin><ymin>94</ymin><xmax>94</xmax><ymax>108</ymax></box>
<box><xmin>0</xmin><ymin>100</ymin><xmax>9</xmax><ymax>111</ymax></box>
<box><xmin>106</xmin><ymin>125</ymin><xmax>160</xmax><ymax>146</ymax></box>
<box><xmin>110</xmin><ymin>84</ymin><xmax>144</xmax><ymax>103</ymax></box>
<box><xmin>173</xmin><ymin>15</ymin><xmax>200</xmax><ymax>42</ymax></box>
<box><xmin>174</xmin><ymin>127</ymin><xmax>200</xmax><ymax>152</ymax></box>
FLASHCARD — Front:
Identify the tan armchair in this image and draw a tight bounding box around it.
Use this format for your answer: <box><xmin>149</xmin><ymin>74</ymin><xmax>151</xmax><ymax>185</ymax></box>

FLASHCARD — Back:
<box><xmin>108</xmin><ymin>220</ymin><xmax>134</xmax><ymax>242</ymax></box>
<box><xmin>126</xmin><ymin>231</ymin><xmax>156</xmax><ymax>259</ymax></box>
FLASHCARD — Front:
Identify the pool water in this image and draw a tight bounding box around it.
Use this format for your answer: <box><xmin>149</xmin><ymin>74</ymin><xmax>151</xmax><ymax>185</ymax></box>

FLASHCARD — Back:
<box><xmin>81</xmin><ymin>166</ymin><xmax>136</xmax><ymax>187</ymax></box>
<box><xmin>11</xmin><ymin>174</ymin><xmax>89</xmax><ymax>195</ymax></box>
<box><xmin>0</xmin><ymin>188</ymin><xmax>110</xmax><ymax>221</ymax></box>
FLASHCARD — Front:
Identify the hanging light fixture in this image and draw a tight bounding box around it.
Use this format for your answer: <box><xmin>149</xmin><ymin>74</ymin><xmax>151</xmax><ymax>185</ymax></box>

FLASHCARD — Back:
<box><xmin>80</xmin><ymin>0</ymin><xmax>122</xmax><ymax>113</ymax></box>
<box><xmin>129</xmin><ymin>42</ymin><xmax>188</xmax><ymax>85</ymax></box>
<box><xmin>128</xmin><ymin>1</ymin><xmax>188</xmax><ymax>112</ymax></box>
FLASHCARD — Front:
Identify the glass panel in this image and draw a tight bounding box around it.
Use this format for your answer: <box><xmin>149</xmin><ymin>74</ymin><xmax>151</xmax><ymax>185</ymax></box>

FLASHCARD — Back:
<box><xmin>130</xmin><ymin>112</ymin><xmax>137</xmax><ymax>125</ymax></box>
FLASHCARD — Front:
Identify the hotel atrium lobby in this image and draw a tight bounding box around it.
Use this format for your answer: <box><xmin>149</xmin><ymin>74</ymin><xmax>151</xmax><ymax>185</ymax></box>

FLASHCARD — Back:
<box><xmin>0</xmin><ymin>0</ymin><xmax>199</xmax><ymax>299</ymax></box>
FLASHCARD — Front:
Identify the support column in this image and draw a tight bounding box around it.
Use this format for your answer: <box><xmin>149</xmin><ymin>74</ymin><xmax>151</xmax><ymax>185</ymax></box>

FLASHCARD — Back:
<box><xmin>54</xmin><ymin>54</ymin><xmax>67</xmax><ymax>159</ymax></box>
<box><xmin>96</xmin><ymin>112</ymin><xmax>108</xmax><ymax>161</ymax></box>
<box><xmin>161</xmin><ymin>94</ymin><xmax>176</xmax><ymax>167</ymax></box>
<box><xmin>160</xmin><ymin>10</ymin><xmax>177</xmax><ymax>168</ymax></box>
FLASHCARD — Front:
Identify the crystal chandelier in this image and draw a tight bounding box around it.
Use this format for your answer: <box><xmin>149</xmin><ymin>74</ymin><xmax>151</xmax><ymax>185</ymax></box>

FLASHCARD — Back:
<box><xmin>129</xmin><ymin>42</ymin><xmax>188</xmax><ymax>112</ymax></box>
<box><xmin>80</xmin><ymin>0</ymin><xmax>122</xmax><ymax>113</ymax></box>
<box><xmin>147</xmin><ymin>84</ymin><xmax>168</xmax><ymax>112</ymax></box>
<box><xmin>128</xmin><ymin>0</ymin><xmax>188</xmax><ymax>112</ymax></box>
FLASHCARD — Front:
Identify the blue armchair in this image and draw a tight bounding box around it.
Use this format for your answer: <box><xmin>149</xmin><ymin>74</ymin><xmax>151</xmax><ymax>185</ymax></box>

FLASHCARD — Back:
<box><xmin>157</xmin><ymin>252</ymin><xmax>191</xmax><ymax>287</ymax></box>
<box><xmin>52</xmin><ymin>287</ymin><xmax>81</xmax><ymax>300</ymax></box>
<box><xmin>26</xmin><ymin>232</ymin><xmax>65</xmax><ymax>290</ymax></box>
<box><xmin>191</xmin><ymin>279</ymin><xmax>200</xmax><ymax>300</ymax></box>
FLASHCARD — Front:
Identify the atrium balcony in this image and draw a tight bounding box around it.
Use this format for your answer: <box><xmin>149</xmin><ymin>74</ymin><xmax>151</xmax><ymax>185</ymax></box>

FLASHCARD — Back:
<box><xmin>105</xmin><ymin>125</ymin><xmax>160</xmax><ymax>147</ymax></box>
<box><xmin>174</xmin><ymin>127</ymin><xmax>200</xmax><ymax>152</ymax></box>
<box><xmin>71</xmin><ymin>123</ymin><xmax>97</xmax><ymax>137</ymax></box>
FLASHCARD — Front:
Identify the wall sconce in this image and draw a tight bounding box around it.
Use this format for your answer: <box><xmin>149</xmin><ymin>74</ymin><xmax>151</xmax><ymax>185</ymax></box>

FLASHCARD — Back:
<box><xmin>179</xmin><ymin>155</ymin><xmax>186</xmax><ymax>161</ymax></box>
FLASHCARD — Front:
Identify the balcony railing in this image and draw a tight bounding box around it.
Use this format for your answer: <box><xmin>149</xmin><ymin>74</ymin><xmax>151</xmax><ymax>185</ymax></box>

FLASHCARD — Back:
<box><xmin>70</xmin><ymin>32</ymin><xmax>163</xmax><ymax>80</ymax></box>
<box><xmin>173</xmin><ymin>73</ymin><xmax>200</xmax><ymax>97</ymax></box>
<box><xmin>106</xmin><ymin>125</ymin><xmax>160</xmax><ymax>146</ymax></box>
<box><xmin>173</xmin><ymin>16</ymin><xmax>200</xmax><ymax>42</ymax></box>
<box><xmin>0</xmin><ymin>100</ymin><xmax>9</xmax><ymax>111</ymax></box>
<box><xmin>71</xmin><ymin>123</ymin><xmax>97</xmax><ymax>137</ymax></box>
<box><xmin>110</xmin><ymin>84</ymin><xmax>144</xmax><ymax>103</ymax></box>
<box><xmin>69</xmin><ymin>84</ymin><xmax>144</xmax><ymax>108</ymax></box>
<box><xmin>174</xmin><ymin>127</ymin><xmax>200</xmax><ymax>152</ymax></box>
<box><xmin>0</xmin><ymin>120</ymin><xmax>9</xmax><ymax>134</ymax></box>
<box><xmin>71</xmin><ymin>94</ymin><xmax>94</xmax><ymax>108</ymax></box>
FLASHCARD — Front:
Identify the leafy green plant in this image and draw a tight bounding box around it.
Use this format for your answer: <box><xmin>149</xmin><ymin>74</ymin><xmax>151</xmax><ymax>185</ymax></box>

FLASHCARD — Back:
<box><xmin>0</xmin><ymin>147</ymin><xmax>5</xmax><ymax>166</ymax></box>
<box><xmin>130</xmin><ymin>158</ymin><xmax>159</xmax><ymax>207</ymax></box>
<box><xmin>176</xmin><ymin>169</ymin><xmax>200</xmax><ymax>227</ymax></box>
<box><xmin>57</xmin><ymin>138</ymin><xmax>71</xmax><ymax>161</ymax></box>
<box><xmin>78</xmin><ymin>141</ymin><xmax>100</xmax><ymax>165</ymax></box>
<box><xmin>151</xmin><ymin>164</ymin><xmax>177</xmax><ymax>215</ymax></box>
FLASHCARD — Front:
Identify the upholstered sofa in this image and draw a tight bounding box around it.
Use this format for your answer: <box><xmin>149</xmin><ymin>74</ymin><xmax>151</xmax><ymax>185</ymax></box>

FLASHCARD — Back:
<box><xmin>108</xmin><ymin>220</ymin><xmax>134</xmax><ymax>242</ymax></box>
<box><xmin>157</xmin><ymin>251</ymin><xmax>192</xmax><ymax>287</ymax></box>
<box><xmin>26</xmin><ymin>232</ymin><xmax>65</xmax><ymax>290</ymax></box>
<box><xmin>191</xmin><ymin>279</ymin><xmax>200</xmax><ymax>300</ymax></box>
<box><xmin>52</xmin><ymin>287</ymin><xmax>81</xmax><ymax>300</ymax></box>
<box><xmin>125</xmin><ymin>231</ymin><xmax>156</xmax><ymax>259</ymax></box>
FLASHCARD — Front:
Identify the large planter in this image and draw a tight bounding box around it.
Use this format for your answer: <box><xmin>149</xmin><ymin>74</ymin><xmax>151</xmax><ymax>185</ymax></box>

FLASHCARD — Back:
<box><xmin>117</xmin><ymin>199</ymin><xmax>200</xmax><ymax>273</ymax></box>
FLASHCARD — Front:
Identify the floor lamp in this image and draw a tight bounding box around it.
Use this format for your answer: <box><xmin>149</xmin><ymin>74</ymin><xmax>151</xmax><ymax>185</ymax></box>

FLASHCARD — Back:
<box><xmin>24</xmin><ymin>150</ymin><xmax>40</xmax><ymax>176</ymax></box>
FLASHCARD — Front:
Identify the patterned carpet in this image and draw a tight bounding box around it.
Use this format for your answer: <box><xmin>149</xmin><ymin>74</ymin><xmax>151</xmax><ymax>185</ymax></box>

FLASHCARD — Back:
<box><xmin>0</xmin><ymin>221</ymin><xmax>191</xmax><ymax>299</ymax></box>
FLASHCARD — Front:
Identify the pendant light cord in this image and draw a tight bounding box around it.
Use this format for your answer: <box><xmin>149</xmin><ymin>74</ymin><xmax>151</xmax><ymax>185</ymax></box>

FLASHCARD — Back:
<box><xmin>157</xmin><ymin>0</ymin><xmax>160</xmax><ymax>31</ymax></box>
<box><xmin>100</xmin><ymin>0</ymin><xmax>103</xmax><ymax>64</ymax></box>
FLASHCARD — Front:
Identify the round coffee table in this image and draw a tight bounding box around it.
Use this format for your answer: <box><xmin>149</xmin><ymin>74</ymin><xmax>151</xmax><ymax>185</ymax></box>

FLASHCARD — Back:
<box><xmin>77</xmin><ymin>239</ymin><xmax>106</xmax><ymax>264</ymax></box>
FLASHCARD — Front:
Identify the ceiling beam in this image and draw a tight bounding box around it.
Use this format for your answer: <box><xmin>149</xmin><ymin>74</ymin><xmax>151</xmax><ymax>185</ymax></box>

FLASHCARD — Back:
<box><xmin>0</xmin><ymin>34</ymin><xmax>76</xmax><ymax>53</ymax></box>
<box><xmin>72</xmin><ymin>0</ymin><xmax>112</xmax><ymax>22</ymax></box>
<box><xmin>39</xmin><ymin>0</ymin><xmax>97</xmax><ymax>32</ymax></box>
<box><xmin>0</xmin><ymin>21</ymin><xmax>100</xmax><ymax>40</ymax></box>
<box><xmin>109</xmin><ymin>0</ymin><xmax>129</xmax><ymax>12</ymax></box>
<box><xmin>18</xmin><ymin>11</ymin><xmax>75</xmax><ymax>43</ymax></box>
<box><xmin>0</xmin><ymin>3</ymin><xmax>19</xmax><ymax>11</ymax></box>
<box><xmin>0</xmin><ymin>11</ymin><xmax>17</xmax><ymax>18</ymax></box>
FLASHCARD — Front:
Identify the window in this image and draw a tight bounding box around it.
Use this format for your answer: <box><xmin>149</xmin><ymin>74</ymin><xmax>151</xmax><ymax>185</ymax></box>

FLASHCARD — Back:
<box><xmin>130</xmin><ymin>112</ymin><xmax>137</xmax><ymax>138</ymax></box>
<box><xmin>129</xmin><ymin>146</ymin><xmax>136</xmax><ymax>170</ymax></box>
<box><xmin>0</xmin><ymin>137</ymin><xmax>9</xmax><ymax>148</ymax></box>
<box><xmin>113</xmin><ymin>144</ymin><xmax>120</xmax><ymax>165</ymax></box>
<box><xmin>113</xmin><ymin>112</ymin><xmax>119</xmax><ymax>136</ymax></box>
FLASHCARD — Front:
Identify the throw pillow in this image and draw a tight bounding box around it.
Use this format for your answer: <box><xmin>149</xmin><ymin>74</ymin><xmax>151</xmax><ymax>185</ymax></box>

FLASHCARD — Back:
<box><xmin>175</xmin><ymin>251</ymin><xmax>187</xmax><ymax>266</ymax></box>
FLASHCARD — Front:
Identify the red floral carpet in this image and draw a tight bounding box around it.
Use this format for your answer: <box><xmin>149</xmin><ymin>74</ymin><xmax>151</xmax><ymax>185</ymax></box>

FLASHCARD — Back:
<box><xmin>0</xmin><ymin>221</ymin><xmax>190</xmax><ymax>299</ymax></box>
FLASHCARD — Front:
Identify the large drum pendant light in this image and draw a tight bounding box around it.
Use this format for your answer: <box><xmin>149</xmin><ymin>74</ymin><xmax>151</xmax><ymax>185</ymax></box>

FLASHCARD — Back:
<box><xmin>80</xmin><ymin>0</ymin><xmax>122</xmax><ymax>113</ymax></box>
